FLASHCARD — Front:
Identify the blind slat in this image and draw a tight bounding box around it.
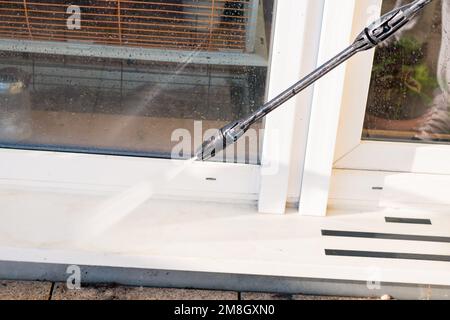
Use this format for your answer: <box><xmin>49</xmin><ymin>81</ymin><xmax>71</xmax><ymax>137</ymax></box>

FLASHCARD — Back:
<box><xmin>0</xmin><ymin>0</ymin><xmax>254</xmax><ymax>52</ymax></box>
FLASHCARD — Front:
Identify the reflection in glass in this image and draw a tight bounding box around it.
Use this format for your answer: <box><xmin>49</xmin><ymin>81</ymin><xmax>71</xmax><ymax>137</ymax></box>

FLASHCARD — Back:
<box><xmin>363</xmin><ymin>0</ymin><xmax>449</xmax><ymax>143</ymax></box>
<box><xmin>0</xmin><ymin>0</ymin><xmax>275</xmax><ymax>164</ymax></box>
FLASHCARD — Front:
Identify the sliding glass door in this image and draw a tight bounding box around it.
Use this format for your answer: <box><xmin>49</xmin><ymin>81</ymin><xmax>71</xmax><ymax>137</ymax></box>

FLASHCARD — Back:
<box><xmin>0</xmin><ymin>0</ymin><xmax>325</xmax><ymax>212</ymax></box>
<box><xmin>0</xmin><ymin>0</ymin><xmax>276</xmax><ymax>164</ymax></box>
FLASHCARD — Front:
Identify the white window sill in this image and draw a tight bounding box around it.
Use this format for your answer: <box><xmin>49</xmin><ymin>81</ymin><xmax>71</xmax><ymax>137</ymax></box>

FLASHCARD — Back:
<box><xmin>1</xmin><ymin>184</ymin><xmax>450</xmax><ymax>286</ymax></box>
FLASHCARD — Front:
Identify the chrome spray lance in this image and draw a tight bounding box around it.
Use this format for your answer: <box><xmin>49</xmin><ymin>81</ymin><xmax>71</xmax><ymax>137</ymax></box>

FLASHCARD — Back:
<box><xmin>194</xmin><ymin>0</ymin><xmax>433</xmax><ymax>161</ymax></box>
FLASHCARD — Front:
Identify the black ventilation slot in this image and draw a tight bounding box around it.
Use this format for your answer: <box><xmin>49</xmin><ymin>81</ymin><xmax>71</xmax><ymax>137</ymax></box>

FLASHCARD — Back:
<box><xmin>321</xmin><ymin>230</ymin><xmax>450</xmax><ymax>243</ymax></box>
<box><xmin>385</xmin><ymin>217</ymin><xmax>432</xmax><ymax>225</ymax></box>
<box><xmin>325</xmin><ymin>249</ymin><xmax>450</xmax><ymax>263</ymax></box>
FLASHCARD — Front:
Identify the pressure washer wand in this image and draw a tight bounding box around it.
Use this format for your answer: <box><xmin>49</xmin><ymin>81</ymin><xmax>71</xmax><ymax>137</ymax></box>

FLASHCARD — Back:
<box><xmin>195</xmin><ymin>0</ymin><xmax>432</xmax><ymax>161</ymax></box>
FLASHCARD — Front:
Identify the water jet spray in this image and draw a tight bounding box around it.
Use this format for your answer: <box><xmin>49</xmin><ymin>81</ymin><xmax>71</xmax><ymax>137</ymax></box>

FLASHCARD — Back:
<box><xmin>195</xmin><ymin>0</ymin><xmax>433</xmax><ymax>161</ymax></box>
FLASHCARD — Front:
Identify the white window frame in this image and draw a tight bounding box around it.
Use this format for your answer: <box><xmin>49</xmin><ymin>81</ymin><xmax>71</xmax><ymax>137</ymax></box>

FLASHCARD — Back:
<box><xmin>299</xmin><ymin>0</ymin><xmax>450</xmax><ymax>216</ymax></box>
<box><xmin>0</xmin><ymin>0</ymin><xmax>325</xmax><ymax>214</ymax></box>
<box><xmin>334</xmin><ymin>0</ymin><xmax>450</xmax><ymax>176</ymax></box>
<box><xmin>298</xmin><ymin>0</ymin><xmax>359</xmax><ymax>216</ymax></box>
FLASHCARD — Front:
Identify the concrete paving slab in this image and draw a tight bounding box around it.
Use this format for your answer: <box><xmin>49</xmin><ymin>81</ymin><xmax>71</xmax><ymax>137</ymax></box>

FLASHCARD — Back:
<box><xmin>0</xmin><ymin>280</ymin><xmax>52</xmax><ymax>300</ymax></box>
<box><xmin>51</xmin><ymin>283</ymin><xmax>239</xmax><ymax>300</ymax></box>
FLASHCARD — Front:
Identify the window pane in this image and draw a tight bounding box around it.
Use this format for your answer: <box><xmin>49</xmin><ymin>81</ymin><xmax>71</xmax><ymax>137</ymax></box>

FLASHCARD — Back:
<box><xmin>363</xmin><ymin>0</ymin><xmax>449</xmax><ymax>144</ymax></box>
<box><xmin>0</xmin><ymin>0</ymin><xmax>275</xmax><ymax>164</ymax></box>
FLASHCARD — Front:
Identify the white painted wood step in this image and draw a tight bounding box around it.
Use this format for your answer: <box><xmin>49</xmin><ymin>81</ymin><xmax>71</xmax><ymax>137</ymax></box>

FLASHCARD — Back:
<box><xmin>0</xmin><ymin>185</ymin><xmax>449</xmax><ymax>286</ymax></box>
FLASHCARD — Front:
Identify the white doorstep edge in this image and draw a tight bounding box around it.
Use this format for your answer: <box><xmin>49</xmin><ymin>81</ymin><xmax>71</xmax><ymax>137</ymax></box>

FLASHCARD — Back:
<box><xmin>2</xmin><ymin>246</ymin><xmax>450</xmax><ymax>287</ymax></box>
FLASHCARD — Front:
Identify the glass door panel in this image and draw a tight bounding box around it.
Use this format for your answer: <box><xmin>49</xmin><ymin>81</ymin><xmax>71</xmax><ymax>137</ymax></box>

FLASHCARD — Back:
<box><xmin>0</xmin><ymin>0</ymin><xmax>275</xmax><ymax>164</ymax></box>
<box><xmin>363</xmin><ymin>0</ymin><xmax>449</xmax><ymax>144</ymax></box>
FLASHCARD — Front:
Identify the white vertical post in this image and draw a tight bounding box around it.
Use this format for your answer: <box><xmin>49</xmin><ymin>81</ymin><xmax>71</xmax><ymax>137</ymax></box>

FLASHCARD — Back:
<box><xmin>258</xmin><ymin>0</ymin><xmax>324</xmax><ymax>214</ymax></box>
<box><xmin>298</xmin><ymin>0</ymin><xmax>357</xmax><ymax>216</ymax></box>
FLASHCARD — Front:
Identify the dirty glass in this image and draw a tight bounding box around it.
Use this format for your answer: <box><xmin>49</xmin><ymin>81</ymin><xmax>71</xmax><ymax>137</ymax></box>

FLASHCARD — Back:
<box><xmin>363</xmin><ymin>0</ymin><xmax>449</xmax><ymax>143</ymax></box>
<box><xmin>0</xmin><ymin>0</ymin><xmax>275</xmax><ymax>164</ymax></box>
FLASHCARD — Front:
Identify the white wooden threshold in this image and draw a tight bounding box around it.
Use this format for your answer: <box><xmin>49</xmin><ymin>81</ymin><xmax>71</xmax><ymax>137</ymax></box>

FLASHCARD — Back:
<box><xmin>1</xmin><ymin>185</ymin><xmax>450</xmax><ymax>287</ymax></box>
